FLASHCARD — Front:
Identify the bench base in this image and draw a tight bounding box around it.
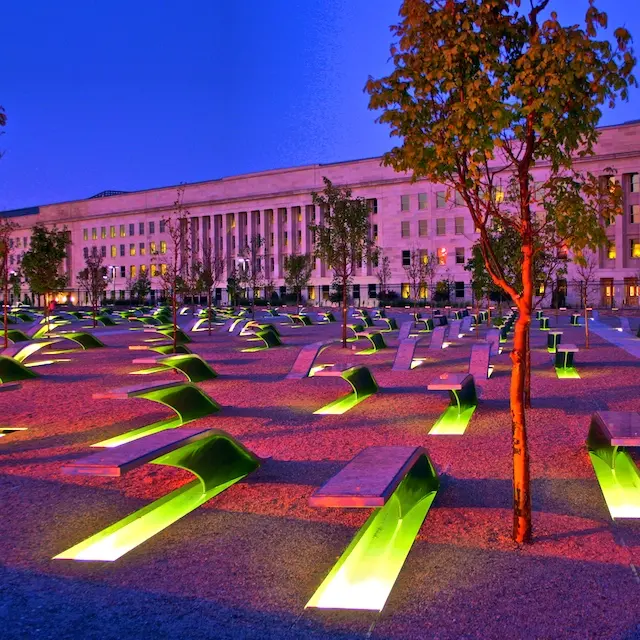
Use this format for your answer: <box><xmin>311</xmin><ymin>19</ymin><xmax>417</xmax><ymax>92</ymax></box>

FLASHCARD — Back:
<box><xmin>306</xmin><ymin>453</ymin><xmax>438</xmax><ymax>611</ymax></box>
<box><xmin>589</xmin><ymin>450</ymin><xmax>640</xmax><ymax>519</ymax></box>
<box><xmin>314</xmin><ymin>366</ymin><xmax>378</xmax><ymax>415</ymax></box>
<box><xmin>429</xmin><ymin>403</ymin><xmax>477</xmax><ymax>435</ymax></box>
<box><xmin>555</xmin><ymin>366</ymin><xmax>580</xmax><ymax>379</ymax></box>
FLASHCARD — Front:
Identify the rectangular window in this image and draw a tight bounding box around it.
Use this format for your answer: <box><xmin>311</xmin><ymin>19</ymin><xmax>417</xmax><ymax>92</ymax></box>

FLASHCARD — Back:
<box><xmin>83</xmin><ymin>247</ymin><xmax>89</xmax><ymax>259</ymax></box>
<box><xmin>297</xmin><ymin>229</ymin><xmax>302</xmax><ymax>245</ymax></box>
<box><xmin>160</xmin><ymin>263</ymin><xmax>168</xmax><ymax>275</ymax></box>
<box><xmin>101</xmin><ymin>246</ymin><xmax>106</xmax><ymax>258</ymax></box>
<box><xmin>401</xmin><ymin>221</ymin><xmax>410</xmax><ymax>238</ymax></box>
<box><xmin>140</xmin><ymin>264</ymin><xmax>147</xmax><ymax>274</ymax></box>
<box><xmin>368</xmin><ymin>283</ymin><xmax>377</xmax><ymax>298</ymax></box>
<box><xmin>454</xmin><ymin>192</ymin><xmax>465</xmax><ymax>206</ymax></box>
<box><xmin>455</xmin><ymin>217</ymin><xmax>464</xmax><ymax>235</ymax></box>
<box><xmin>129</xmin><ymin>224</ymin><xmax>135</xmax><ymax>237</ymax></box>
<box><xmin>418</xmin><ymin>193</ymin><xmax>428</xmax><ymax>210</ymax></box>
<box><xmin>120</xmin><ymin>244</ymin><xmax>125</xmax><ymax>257</ymax></box>
<box><xmin>402</xmin><ymin>250</ymin><xmax>411</xmax><ymax>266</ymax></box>
<box><xmin>608</xmin><ymin>241</ymin><xmax>616</xmax><ymax>260</ymax></box>
<box><xmin>91</xmin><ymin>228</ymin><xmax>97</xmax><ymax>240</ymax></box>
<box><xmin>373</xmin><ymin>224</ymin><xmax>379</xmax><ymax>242</ymax></box>
<box><xmin>110</xmin><ymin>225</ymin><xmax>116</xmax><ymax>238</ymax></box>
<box><xmin>455</xmin><ymin>247</ymin><xmax>465</xmax><ymax>264</ymax></box>
<box><xmin>557</xmin><ymin>245</ymin><xmax>568</xmax><ymax>260</ymax></box>
<box><xmin>160</xmin><ymin>241</ymin><xmax>167</xmax><ymax>254</ymax></box>
<box><xmin>366</xmin><ymin>198</ymin><xmax>378</xmax><ymax>214</ymax></box>
<box><xmin>140</xmin><ymin>242</ymin><xmax>146</xmax><ymax>256</ymax></box>
<box><xmin>400</xmin><ymin>195</ymin><xmax>410</xmax><ymax>211</ymax></box>
<box><xmin>83</xmin><ymin>229</ymin><xmax>88</xmax><ymax>241</ymax></box>
<box><xmin>101</xmin><ymin>227</ymin><xmax>106</xmax><ymax>239</ymax></box>
<box><xmin>270</xmin><ymin>232</ymin><xmax>274</xmax><ymax>247</ymax></box>
<box><xmin>150</xmin><ymin>241</ymin><xmax>157</xmax><ymax>254</ymax></box>
<box><xmin>436</xmin><ymin>218</ymin><xmax>446</xmax><ymax>236</ymax></box>
<box><xmin>151</xmin><ymin>264</ymin><xmax>159</xmax><ymax>277</ymax></box>
<box><xmin>436</xmin><ymin>191</ymin><xmax>446</xmax><ymax>208</ymax></box>
<box><xmin>130</xmin><ymin>243</ymin><xmax>136</xmax><ymax>256</ymax></box>
<box><xmin>120</xmin><ymin>266</ymin><xmax>126</xmax><ymax>278</ymax></box>
<box><xmin>631</xmin><ymin>173</ymin><xmax>639</xmax><ymax>193</ymax></box>
<box><xmin>455</xmin><ymin>281</ymin><xmax>465</xmax><ymax>298</ymax></box>
<box><xmin>418</xmin><ymin>220</ymin><xmax>428</xmax><ymax>237</ymax></box>
<box><xmin>130</xmin><ymin>265</ymin><xmax>137</xmax><ymax>279</ymax></box>
<box><xmin>438</xmin><ymin>248</ymin><xmax>447</xmax><ymax>265</ymax></box>
<box><xmin>631</xmin><ymin>204</ymin><xmax>640</xmax><ymax>224</ymax></box>
<box><xmin>495</xmin><ymin>186</ymin><xmax>504</xmax><ymax>203</ymax></box>
<box><xmin>283</xmin><ymin>231</ymin><xmax>288</xmax><ymax>247</ymax></box>
<box><xmin>111</xmin><ymin>245</ymin><xmax>117</xmax><ymax>258</ymax></box>
<box><xmin>120</xmin><ymin>225</ymin><xmax>126</xmax><ymax>237</ymax></box>
<box><xmin>149</xmin><ymin>221</ymin><xmax>155</xmax><ymax>234</ymax></box>
<box><xmin>139</xmin><ymin>222</ymin><xmax>144</xmax><ymax>235</ymax></box>
<box><xmin>630</xmin><ymin>239</ymin><xmax>640</xmax><ymax>258</ymax></box>
<box><xmin>159</xmin><ymin>220</ymin><xmax>166</xmax><ymax>233</ymax></box>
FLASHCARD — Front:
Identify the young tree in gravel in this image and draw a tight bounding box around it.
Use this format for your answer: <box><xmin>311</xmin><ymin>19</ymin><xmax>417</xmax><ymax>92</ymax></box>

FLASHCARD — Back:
<box><xmin>21</xmin><ymin>223</ymin><xmax>71</xmax><ymax>325</ymax></box>
<box><xmin>161</xmin><ymin>186</ymin><xmax>191</xmax><ymax>353</ymax></box>
<box><xmin>0</xmin><ymin>218</ymin><xmax>18</xmax><ymax>348</ymax></box>
<box><xmin>238</xmin><ymin>234</ymin><xmax>264</xmax><ymax>318</ymax></box>
<box><xmin>78</xmin><ymin>252</ymin><xmax>109</xmax><ymax>327</ymax></box>
<box><xmin>421</xmin><ymin>251</ymin><xmax>439</xmax><ymax>310</ymax></box>
<box><xmin>10</xmin><ymin>270</ymin><xmax>21</xmax><ymax>302</ymax></box>
<box><xmin>311</xmin><ymin>177</ymin><xmax>375</xmax><ymax>348</ymax></box>
<box><xmin>284</xmin><ymin>253</ymin><xmax>314</xmax><ymax>306</ymax></box>
<box><xmin>375</xmin><ymin>249</ymin><xmax>392</xmax><ymax>301</ymax></box>
<box><xmin>366</xmin><ymin>0</ymin><xmax>634</xmax><ymax>543</ymax></box>
<box><xmin>572</xmin><ymin>249</ymin><xmax>599</xmax><ymax>348</ymax></box>
<box><xmin>129</xmin><ymin>270</ymin><xmax>152</xmax><ymax>305</ymax></box>
<box><xmin>403</xmin><ymin>248</ymin><xmax>423</xmax><ymax>307</ymax></box>
<box><xmin>227</xmin><ymin>266</ymin><xmax>240</xmax><ymax>308</ymax></box>
<box><xmin>201</xmin><ymin>244</ymin><xmax>225</xmax><ymax>335</ymax></box>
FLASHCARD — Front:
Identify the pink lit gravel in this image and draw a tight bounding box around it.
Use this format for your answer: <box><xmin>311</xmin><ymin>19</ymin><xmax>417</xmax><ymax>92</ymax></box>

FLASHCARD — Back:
<box><xmin>1</xmin><ymin>310</ymin><xmax>640</xmax><ymax>639</ymax></box>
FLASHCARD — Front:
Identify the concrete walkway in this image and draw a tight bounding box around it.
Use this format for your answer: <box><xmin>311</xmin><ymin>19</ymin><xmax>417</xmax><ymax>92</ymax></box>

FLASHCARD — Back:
<box><xmin>588</xmin><ymin>320</ymin><xmax>640</xmax><ymax>359</ymax></box>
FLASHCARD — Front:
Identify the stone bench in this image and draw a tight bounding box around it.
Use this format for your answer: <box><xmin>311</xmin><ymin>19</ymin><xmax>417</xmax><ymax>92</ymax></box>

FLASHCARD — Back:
<box><xmin>0</xmin><ymin>355</ymin><xmax>40</xmax><ymax>384</ymax></box>
<box><xmin>357</xmin><ymin>331</ymin><xmax>387</xmax><ymax>354</ymax></box>
<box><xmin>428</xmin><ymin>325</ymin><xmax>447</xmax><ymax>351</ymax></box>
<box><xmin>375</xmin><ymin>317</ymin><xmax>398</xmax><ymax>331</ymax></box>
<box><xmin>619</xmin><ymin>317</ymin><xmax>631</xmax><ymax>332</ymax></box>
<box><xmin>427</xmin><ymin>372</ymin><xmax>477</xmax><ymax>435</ymax></box>
<box><xmin>131</xmin><ymin>353</ymin><xmax>218</xmax><ymax>383</ymax></box>
<box><xmin>547</xmin><ymin>330</ymin><xmax>563</xmax><ymax>353</ymax></box>
<box><xmin>313</xmin><ymin>365</ymin><xmax>378</xmax><ymax>415</ymax></box>
<box><xmin>1</xmin><ymin>339</ymin><xmax>61</xmax><ymax>363</ymax></box>
<box><xmin>53</xmin><ymin>331</ymin><xmax>106</xmax><ymax>350</ymax></box>
<box><xmin>486</xmin><ymin>328</ymin><xmax>500</xmax><ymax>355</ymax></box>
<box><xmin>55</xmin><ymin>427</ymin><xmax>260</xmax><ymax>561</ymax></box>
<box><xmin>539</xmin><ymin>316</ymin><xmax>550</xmax><ymax>330</ymax></box>
<box><xmin>469</xmin><ymin>342</ymin><xmax>492</xmax><ymax>380</ymax></box>
<box><xmin>241</xmin><ymin>328</ymin><xmax>282</xmax><ymax>351</ymax></box>
<box><xmin>586</xmin><ymin>411</ymin><xmax>640</xmax><ymax>519</ymax></box>
<box><xmin>306</xmin><ymin>445</ymin><xmax>439</xmax><ymax>611</ymax></box>
<box><xmin>555</xmin><ymin>343</ymin><xmax>579</xmax><ymax>375</ymax></box>
<box><xmin>286</xmin><ymin>340</ymin><xmax>336</xmax><ymax>379</ymax></box>
<box><xmin>570</xmin><ymin>313</ymin><xmax>581</xmax><ymax>326</ymax></box>
<box><xmin>392</xmin><ymin>337</ymin><xmax>421</xmax><ymax>371</ymax></box>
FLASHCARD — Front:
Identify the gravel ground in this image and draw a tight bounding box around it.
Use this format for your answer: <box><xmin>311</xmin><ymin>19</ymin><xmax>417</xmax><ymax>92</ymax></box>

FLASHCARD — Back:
<box><xmin>1</xmin><ymin>311</ymin><xmax>640</xmax><ymax>640</ymax></box>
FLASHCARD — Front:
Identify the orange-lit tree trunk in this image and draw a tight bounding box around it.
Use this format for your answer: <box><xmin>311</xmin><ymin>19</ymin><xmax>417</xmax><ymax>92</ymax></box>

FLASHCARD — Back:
<box><xmin>524</xmin><ymin>329</ymin><xmax>531</xmax><ymax>408</ymax></box>
<box><xmin>341</xmin><ymin>271</ymin><xmax>348</xmax><ymax>349</ymax></box>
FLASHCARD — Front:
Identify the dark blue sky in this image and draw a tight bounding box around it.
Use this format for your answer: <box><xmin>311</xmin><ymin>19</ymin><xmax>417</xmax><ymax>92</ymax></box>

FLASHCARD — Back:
<box><xmin>2</xmin><ymin>0</ymin><xmax>638</xmax><ymax>211</ymax></box>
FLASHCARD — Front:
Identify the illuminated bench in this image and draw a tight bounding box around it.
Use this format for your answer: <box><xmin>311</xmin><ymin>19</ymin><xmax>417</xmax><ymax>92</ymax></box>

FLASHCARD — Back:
<box><xmin>547</xmin><ymin>330</ymin><xmax>563</xmax><ymax>353</ymax></box>
<box><xmin>128</xmin><ymin>343</ymin><xmax>192</xmax><ymax>355</ymax></box>
<box><xmin>486</xmin><ymin>328</ymin><xmax>500</xmax><ymax>355</ymax></box>
<box><xmin>357</xmin><ymin>331</ymin><xmax>387</xmax><ymax>355</ymax></box>
<box><xmin>536</xmin><ymin>310</ymin><xmax>544</xmax><ymax>320</ymax></box>
<box><xmin>241</xmin><ymin>328</ymin><xmax>282</xmax><ymax>352</ymax></box>
<box><xmin>555</xmin><ymin>343</ymin><xmax>579</xmax><ymax>378</ymax></box>
<box><xmin>0</xmin><ymin>356</ymin><xmax>39</xmax><ymax>383</ymax></box>
<box><xmin>287</xmin><ymin>314</ymin><xmax>313</xmax><ymax>326</ymax></box>
<box><xmin>2</xmin><ymin>339</ymin><xmax>61</xmax><ymax>363</ymax></box>
<box><xmin>376</xmin><ymin>317</ymin><xmax>398</xmax><ymax>331</ymax></box>
<box><xmin>539</xmin><ymin>316</ymin><xmax>550</xmax><ymax>330</ymax></box>
<box><xmin>94</xmin><ymin>314</ymin><xmax>118</xmax><ymax>326</ymax></box>
<box><xmin>478</xmin><ymin>310</ymin><xmax>489</xmax><ymax>323</ymax></box>
<box><xmin>570</xmin><ymin>313</ymin><xmax>581</xmax><ymax>326</ymax></box>
<box><xmin>452</xmin><ymin>309</ymin><xmax>465</xmax><ymax>321</ymax></box>
<box><xmin>131</xmin><ymin>353</ymin><xmax>218</xmax><ymax>383</ymax></box>
<box><xmin>347</xmin><ymin>323</ymin><xmax>366</xmax><ymax>340</ymax></box>
<box><xmin>432</xmin><ymin>313</ymin><xmax>448</xmax><ymax>327</ymax></box>
<box><xmin>306</xmin><ymin>445</ymin><xmax>439</xmax><ymax>611</ymax></box>
<box><xmin>398</xmin><ymin>321</ymin><xmax>413</xmax><ymax>341</ymax></box>
<box><xmin>51</xmin><ymin>331</ymin><xmax>106</xmax><ymax>350</ymax></box>
<box><xmin>129</xmin><ymin>315</ymin><xmax>161</xmax><ymax>326</ymax></box>
<box><xmin>587</xmin><ymin>411</ymin><xmax>640</xmax><ymax>519</ymax></box>
<box><xmin>221</xmin><ymin>318</ymin><xmax>249</xmax><ymax>335</ymax></box>
<box><xmin>91</xmin><ymin>379</ymin><xmax>220</xmax><ymax>447</ymax></box>
<box><xmin>415</xmin><ymin>316</ymin><xmax>434</xmax><ymax>332</ymax></box>
<box><xmin>144</xmin><ymin>325</ymin><xmax>192</xmax><ymax>345</ymax></box>
<box><xmin>392</xmin><ymin>337</ymin><xmax>423</xmax><ymax>371</ymax></box>
<box><xmin>318</xmin><ymin>310</ymin><xmax>336</xmax><ymax>323</ymax></box>
<box><xmin>313</xmin><ymin>364</ymin><xmax>378</xmax><ymax>414</ymax></box>
<box><xmin>242</xmin><ymin>321</ymin><xmax>281</xmax><ymax>337</ymax></box>
<box><xmin>286</xmin><ymin>340</ymin><xmax>337</xmax><ymax>379</ymax></box>
<box><xmin>427</xmin><ymin>372</ymin><xmax>477</xmax><ymax>435</ymax></box>
<box><xmin>619</xmin><ymin>317</ymin><xmax>631</xmax><ymax>332</ymax></box>
<box><xmin>428</xmin><ymin>326</ymin><xmax>447</xmax><ymax>351</ymax></box>
<box><xmin>55</xmin><ymin>427</ymin><xmax>260</xmax><ymax>561</ymax></box>
<box><xmin>469</xmin><ymin>343</ymin><xmax>492</xmax><ymax>380</ymax></box>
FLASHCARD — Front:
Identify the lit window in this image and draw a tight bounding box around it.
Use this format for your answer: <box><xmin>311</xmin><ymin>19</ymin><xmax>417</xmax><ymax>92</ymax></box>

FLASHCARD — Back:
<box><xmin>630</xmin><ymin>239</ymin><xmax>640</xmax><ymax>258</ymax></box>
<box><xmin>120</xmin><ymin>225</ymin><xmax>126</xmax><ymax>237</ymax></box>
<box><xmin>160</xmin><ymin>241</ymin><xmax>167</xmax><ymax>254</ymax></box>
<box><xmin>150</xmin><ymin>241</ymin><xmax>157</xmax><ymax>253</ymax></box>
<box><xmin>130</xmin><ymin>265</ymin><xmax>137</xmax><ymax>279</ymax></box>
<box><xmin>438</xmin><ymin>247</ymin><xmax>447</xmax><ymax>265</ymax></box>
<box><xmin>418</xmin><ymin>220</ymin><xmax>428</xmax><ymax>237</ymax></box>
<box><xmin>91</xmin><ymin>228</ymin><xmax>97</xmax><ymax>240</ymax></box>
<box><xmin>630</xmin><ymin>173</ymin><xmax>639</xmax><ymax>193</ymax></box>
<box><xmin>608</xmin><ymin>241</ymin><xmax>616</xmax><ymax>260</ymax></box>
<box><xmin>455</xmin><ymin>217</ymin><xmax>464</xmax><ymax>235</ymax></box>
<box><xmin>110</xmin><ymin>226</ymin><xmax>116</xmax><ymax>238</ymax></box>
<box><xmin>400</xmin><ymin>195</ymin><xmax>410</xmax><ymax>211</ymax></box>
<box><xmin>436</xmin><ymin>192</ymin><xmax>446</xmax><ymax>208</ymax></box>
<box><xmin>366</xmin><ymin>199</ymin><xmax>377</xmax><ymax>214</ymax></box>
<box><xmin>494</xmin><ymin>187</ymin><xmax>504</xmax><ymax>203</ymax></box>
<box><xmin>111</xmin><ymin>245</ymin><xmax>116</xmax><ymax>258</ymax></box>
<box><xmin>436</xmin><ymin>219</ymin><xmax>446</xmax><ymax>236</ymax></box>
<box><xmin>455</xmin><ymin>247</ymin><xmax>465</xmax><ymax>264</ymax></box>
<box><xmin>101</xmin><ymin>227</ymin><xmax>106</xmax><ymax>239</ymax></box>
<box><xmin>631</xmin><ymin>204</ymin><xmax>640</xmax><ymax>224</ymax></box>
<box><xmin>401</xmin><ymin>221</ymin><xmax>410</xmax><ymax>238</ymax></box>
<box><xmin>83</xmin><ymin>229</ymin><xmax>88</xmax><ymax>241</ymax></box>
<box><xmin>130</xmin><ymin>244</ymin><xmax>136</xmax><ymax>257</ymax></box>
<box><xmin>140</xmin><ymin>264</ymin><xmax>147</xmax><ymax>274</ymax></box>
<box><xmin>160</xmin><ymin>263</ymin><xmax>167</xmax><ymax>275</ymax></box>
<box><xmin>151</xmin><ymin>264</ymin><xmax>159</xmax><ymax>277</ymax></box>
<box><xmin>140</xmin><ymin>242</ymin><xmax>146</xmax><ymax>256</ymax></box>
<box><xmin>418</xmin><ymin>193</ymin><xmax>428</xmax><ymax>210</ymax></box>
<box><xmin>401</xmin><ymin>283</ymin><xmax>410</xmax><ymax>298</ymax></box>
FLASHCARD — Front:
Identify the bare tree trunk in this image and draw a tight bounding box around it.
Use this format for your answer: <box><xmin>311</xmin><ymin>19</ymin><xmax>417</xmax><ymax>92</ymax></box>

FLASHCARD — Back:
<box><xmin>524</xmin><ymin>327</ymin><xmax>531</xmax><ymax>409</ymax></box>
<box><xmin>208</xmin><ymin>289</ymin><xmax>212</xmax><ymax>336</ymax></box>
<box><xmin>341</xmin><ymin>277</ymin><xmax>348</xmax><ymax>349</ymax></box>
<box><xmin>511</xmin><ymin>313</ymin><xmax>532</xmax><ymax>543</ymax></box>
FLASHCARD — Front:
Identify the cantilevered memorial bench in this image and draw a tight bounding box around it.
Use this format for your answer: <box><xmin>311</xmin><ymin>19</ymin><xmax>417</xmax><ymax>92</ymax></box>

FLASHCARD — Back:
<box><xmin>375</xmin><ymin>317</ymin><xmax>398</xmax><ymax>331</ymax></box>
<box><xmin>356</xmin><ymin>330</ymin><xmax>388</xmax><ymax>355</ymax></box>
<box><xmin>55</xmin><ymin>427</ymin><xmax>261</xmax><ymax>562</ymax></box>
<box><xmin>286</xmin><ymin>340</ymin><xmax>337</xmax><ymax>379</ymax></box>
<box><xmin>241</xmin><ymin>328</ymin><xmax>283</xmax><ymax>352</ymax></box>
<box><xmin>428</xmin><ymin>326</ymin><xmax>447</xmax><ymax>351</ymax></box>
<box><xmin>413</xmin><ymin>314</ymin><xmax>434</xmax><ymax>332</ymax></box>
<box><xmin>287</xmin><ymin>313</ymin><xmax>314</xmax><ymax>326</ymax></box>
<box><xmin>131</xmin><ymin>353</ymin><xmax>218</xmax><ymax>383</ymax></box>
<box><xmin>547</xmin><ymin>330</ymin><xmax>563</xmax><ymax>353</ymax></box>
<box><xmin>1</xmin><ymin>338</ymin><xmax>62</xmax><ymax>363</ymax></box>
<box><xmin>468</xmin><ymin>342</ymin><xmax>492</xmax><ymax>380</ymax></box>
<box><xmin>312</xmin><ymin>364</ymin><xmax>378</xmax><ymax>415</ymax></box>
<box><xmin>398</xmin><ymin>321</ymin><xmax>413</xmax><ymax>341</ymax></box>
<box><xmin>586</xmin><ymin>411</ymin><xmax>640</xmax><ymax>519</ymax></box>
<box><xmin>555</xmin><ymin>343</ymin><xmax>580</xmax><ymax>378</ymax></box>
<box><xmin>427</xmin><ymin>372</ymin><xmax>477</xmax><ymax>435</ymax></box>
<box><xmin>0</xmin><ymin>355</ymin><xmax>40</xmax><ymax>383</ymax></box>
<box><xmin>570</xmin><ymin>313</ymin><xmax>581</xmax><ymax>326</ymax></box>
<box><xmin>486</xmin><ymin>328</ymin><xmax>500</xmax><ymax>355</ymax></box>
<box><xmin>91</xmin><ymin>379</ymin><xmax>220</xmax><ymax>447</ymax></box>
<box><xmin>392</xmin><ymin>336</ymin><xmax>422</xmax><ymax>371</ymax></box>
<box><xmin>129</xmin><ymin>342</ymin><xmax>193</xmax><ymax>355</ymax></box>
<box><xmin>53</xmin><ymin>331</ymin><xmax>106</xmax><ymax>350</ymax></box>
<box><xmin>619</xmin><ymin>317</ymin><xmax>631</xmax><ymax>332</ymax></box>
<box><xmin>305</xmin><ymin>445</ymin><xmax>439</xmax><ymax>611</ymax></box>
<box><xmin>143</xmin><ymin>325</ymin><xmax>192</xmax><ymax>345</ymax></box>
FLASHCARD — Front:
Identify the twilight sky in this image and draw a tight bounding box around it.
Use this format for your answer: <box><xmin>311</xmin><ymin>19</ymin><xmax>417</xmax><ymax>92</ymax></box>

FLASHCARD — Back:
<box><xmin>1</xmin><ymin>0</ymin><xmax>638</xmax><ymax>211</ymax></box>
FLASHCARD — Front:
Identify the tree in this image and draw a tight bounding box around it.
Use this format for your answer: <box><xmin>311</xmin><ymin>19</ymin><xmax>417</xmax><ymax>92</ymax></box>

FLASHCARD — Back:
<box><xmin>238</xmin><ymin>234</ymin><xmax>264</xmax><ymax>317</ymax></box>
<box><xmin>403</xmin><ymin>248</ymin><xmax>424</xmax><ymax>306</ymax></box>
<box><xmin>78</xmin><ymin>252</ymin><xmax>109</xmax><ymax>327</ymax></box>
<box><xmin>0</xmin><ymin>218</ymin><xmax>18</xmax><ymax>348</ymax></box>
<box><xmin>21</xmin><ymin>224</ymin><xmax>71</xmax><ymax>325</ymax></box>
<box><xmin>310</xmin><ymin>177</ymin><xmax>376</xmax><ymax>348</ymax></box>
<box><xmin>226</xmin><ymin>266</ymin><xmax>240</xmax><ymax>307</ymax></box>
<box><xmin>366</xmin><ymin>0</ymin><xmax>634</xmax><ymax>543</ymax></box>
<box><xmin>284</xmin><ymin>254</ymin><xmax>314</xmax><ymax>305</ymax></box>
<box><xmin>375</xmin><ymin>250</ymin><xmax>392</xmax><ymax>301</ymax></box>
<box><xmin>129</xmin><ymin>270</ymin><xmax>152</xmax><ymax>305</ymax></box>
<box><xmin>201</xmin><ymin>244</ymin><xmax>225</xmax><ymax>335</ymax></box>
<box><xmin>572</xmin><ymin>249</ymin><xmax>599</xmax><ymax>348</ymax></box>
<box><xmin>421</xmin><ymin>251</ymin><xmax>439</xmax><ymax>309</ymax></box>
<box><xmin>160</xmin><ymin>186</ymin><xmax>191</xmax><ymax>354</ymax></box>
